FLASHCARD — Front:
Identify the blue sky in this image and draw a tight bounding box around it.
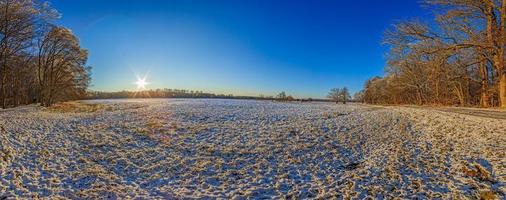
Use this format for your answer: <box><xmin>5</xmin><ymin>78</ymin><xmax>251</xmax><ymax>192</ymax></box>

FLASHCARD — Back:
<box><xmin>50</xmin><ymin>0</ymin><xmax>431</xmax><ymax>98</ymax></box>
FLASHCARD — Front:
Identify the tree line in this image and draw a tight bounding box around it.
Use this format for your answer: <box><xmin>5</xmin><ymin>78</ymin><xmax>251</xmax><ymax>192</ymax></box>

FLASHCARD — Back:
<box><xmin>87</xmin><ymin>89</ymin><xmax>328</xmax><ymax>102</ymax></box>
<box><xmin>0</xmin><ymin>0</ymin><xmax>90</xmax><ymax>108</ymax></box>
<box><xmin>362</xmin><ymin>0</ymin><xmax>506</xmax><ymax>108</ymax></box>
<box><xmin>87</xmin><ymin>89</ymin><xmax>237</xmax><ymax>99</ymax></box>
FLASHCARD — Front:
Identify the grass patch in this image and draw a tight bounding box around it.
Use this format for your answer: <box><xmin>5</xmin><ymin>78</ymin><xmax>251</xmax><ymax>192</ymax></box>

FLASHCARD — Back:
<box><xmin>47</xmin><ymin>102</ymin><xmax>113</xmax><ymax>113</ymax></box>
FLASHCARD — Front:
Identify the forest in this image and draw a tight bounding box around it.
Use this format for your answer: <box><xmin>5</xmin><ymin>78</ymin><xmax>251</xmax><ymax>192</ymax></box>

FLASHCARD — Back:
<box><xmin>362</xmin><ymin>0</ymin><xmax>506</xmax><ymax>108</ymax></box>
<box><xmin>0</xmin><ymin>0</ymin><xmax>90</xmax><ymax>108</ymax></box>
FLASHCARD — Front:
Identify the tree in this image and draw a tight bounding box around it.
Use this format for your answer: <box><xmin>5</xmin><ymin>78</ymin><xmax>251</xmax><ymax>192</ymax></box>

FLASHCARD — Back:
<box><xmin>327</xmin><ymin>88</ymin><xmax>341</xmax><ymax>103</ymax></box>
<box><xmin>340</xmin><ymin>87</ymin><xmax>350</xmax><ymax>104</ymax></box>
<box><xmin>353</xmin><ymin>90</ymin><xmax>364</xmax><ymax>102</ymax></box>
<box><xmin>0</xmin><ymin>0</ymin><xmax>89</xmax><ymax>108</ymax></box>
<box><xmin>0</xmin><ymin>0</ymin><xmax>37</xmax><ymax>108</ymax></box>
<box><xmin>328</xmin><ymin>87</ymin><xmax>350</xmax><ymax>104</ymax></box>
<box><xmin>426</xmin><ymin>0</ymin><xmax>506</xmax><ymax>107</ymax></box>
<box><xmin>277</xmin><ymin>91</ymin><xmax>286</xmax><ymax>100</ymax></box>
<box><xmin>363</xmin><ymin>0</ymin><xmax>506</xmax><ymax>108</ymax></box>
<box><xmin>36</xmin><ymin>26</ymin><xmax>90</xmax><ymax>106</ymax></box>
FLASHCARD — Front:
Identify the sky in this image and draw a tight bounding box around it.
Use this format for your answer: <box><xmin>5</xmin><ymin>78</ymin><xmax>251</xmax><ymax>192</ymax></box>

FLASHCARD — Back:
<box><xmin>50</xmin><ymin>0</ymin><xmax>432</xmax><ymax>98</ymax></box>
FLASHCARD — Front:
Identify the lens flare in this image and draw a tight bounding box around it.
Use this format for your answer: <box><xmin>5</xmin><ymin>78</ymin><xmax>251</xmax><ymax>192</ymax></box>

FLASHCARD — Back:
<box><xmin>134</xmin><ymin>75</ymin><xmax>149</xmax><ymax>90</ymax></box>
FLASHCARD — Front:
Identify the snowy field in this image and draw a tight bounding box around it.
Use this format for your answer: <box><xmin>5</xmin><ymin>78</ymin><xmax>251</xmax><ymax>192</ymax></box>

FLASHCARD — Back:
<box><xmin>0</xmin><ymin>99</ymin><xmax>504</xmax><ymax>199</ymax></box>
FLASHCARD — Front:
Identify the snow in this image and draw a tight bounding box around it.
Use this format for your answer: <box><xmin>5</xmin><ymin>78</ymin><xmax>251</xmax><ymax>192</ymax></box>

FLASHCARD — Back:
<box><xmin>0</xmin><ymin>99</ymin><xmax>504</xmax><ymax>199</ymax></box>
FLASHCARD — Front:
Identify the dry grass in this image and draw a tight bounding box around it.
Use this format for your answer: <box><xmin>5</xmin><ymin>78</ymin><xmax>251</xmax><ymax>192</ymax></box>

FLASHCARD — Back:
<box><xmin>462</xmin><ymin>164</ymin><xmax>492</xmax><ymax>182</ymax></box>
<box><xmin>1</xmin><ymin>99</ymin><xmax>504</xmax><ymax>199</ymax></box>
<box><xmin>47</xmin><ymin>102</ymin><xmax>113</xmax><ymax>113</ymax></box>
<box><xmin>479</xmin><ymin>190</ymin><xmax>496</xmax><ymax>200</ymax></box>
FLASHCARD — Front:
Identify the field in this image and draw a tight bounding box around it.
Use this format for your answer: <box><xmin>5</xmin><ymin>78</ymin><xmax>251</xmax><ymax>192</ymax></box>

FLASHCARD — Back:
<box><xmin>0</xmin><ymin>99</ymin><xmax>505</xmax><ymax>199</ymax></box>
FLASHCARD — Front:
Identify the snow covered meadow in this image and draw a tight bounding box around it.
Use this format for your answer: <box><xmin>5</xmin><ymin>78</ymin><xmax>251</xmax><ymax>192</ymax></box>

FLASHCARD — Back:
<box><xmin>0</xmin><ymin>99</ymin><xmax>504</xmax><ymax>199</ymax></box>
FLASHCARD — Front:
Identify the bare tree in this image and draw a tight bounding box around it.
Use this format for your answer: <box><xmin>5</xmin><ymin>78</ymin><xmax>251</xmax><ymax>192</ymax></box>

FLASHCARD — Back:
<box><xmin>426</xmin><ymin>0</ymin><xmax>506</xmax><ymax>107</ymax></box>
<box><xmin>340</xmin><ymin>87</ymin><xmax>350</xmax><ymax>104</ymax></box>
<box><xmin>277</xmin><ymin>91</ymin><xmax>287</xmax><ymax>100</ymax></box>
<box><xmin>36</xmin><ymin>26</ymin><xmax>89</xmax><ymax>106</ymax></box>
<box><xmin>0</xmin><ymin>0</ymin><xmax>89</xmax><ymax>108</ymax></box>
<box><xmin>327</xmin><ymin>88</ymin><xmax>341</xmax><ymax>103</ymax></box>
<box><xmin>328</xmin><ymin>87</ymin><xmax>350</xmax><ymax>104</ymax></box>
<box><xmin>0</xmin><ymin>0</ymin><xmax>36</xmax><ymax>108</ymax></box>
<box><xmin>363</xmin><ymin>0</ymin><xmax>506</xmax><ymax>108</ymax></box>
<box><xmin>353</xmin><ymin>90</ymin><xmax>364</xmax><ymax>102</ymax></box>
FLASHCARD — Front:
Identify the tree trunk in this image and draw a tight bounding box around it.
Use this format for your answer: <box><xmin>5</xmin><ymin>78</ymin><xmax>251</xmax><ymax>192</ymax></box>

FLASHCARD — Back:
<box><xmin>12</xmin><ymin>73</ymin><xmax>16</xmax><ymax>107</ymax></box>
<box><xmin>0</xmin><ymin>78</ymin><xmax>3</xmax><ymax>109</ymax></box>
<box><xmin>500</xmin><ymin>72</ymin><xmax>506</xmax><ymax>108</ymax></box>
<box><xmin>455</xmin><ymin>84</ymin><xmax>465</xmax><ymax>107</ymax></box>
<box><xmin>480</xmin><ymin>61</ymin><xmax>489</xmax><ymax>108</ymax></box>
<box><xmin>1</xmin><ymin>65</ymin><xmax>7</xmax><ymax>109</ymax></box>
<box><xmin>416</xmin><ymin>89</ymin><xmax>422</xmax><ymax>105</ymax></box>
<box><xmin>499</xmin><ymin>0</ymin><xmax>506</xmax><ymax>108</ymax></box>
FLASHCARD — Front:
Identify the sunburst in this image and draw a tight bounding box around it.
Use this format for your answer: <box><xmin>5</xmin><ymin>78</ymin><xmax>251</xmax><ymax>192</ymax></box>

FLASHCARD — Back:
<box><xmin>134</xmin><ymin>74</ymin><xmax>149</xmax><ymax>90</ymax></box>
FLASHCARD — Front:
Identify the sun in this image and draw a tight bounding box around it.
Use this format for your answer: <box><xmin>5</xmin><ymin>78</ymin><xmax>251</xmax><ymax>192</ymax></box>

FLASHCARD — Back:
<box><xmin>134</xmin><ymin>76</ymin><xmax>149</xmax><ymax>90</ymax></box>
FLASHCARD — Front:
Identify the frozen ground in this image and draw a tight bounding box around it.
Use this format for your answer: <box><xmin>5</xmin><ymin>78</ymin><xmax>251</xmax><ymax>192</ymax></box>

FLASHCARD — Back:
<box><xmin>0</xmin><ymin>99</ymin><xmax>504</xmax><ymax>199</ymax></box>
